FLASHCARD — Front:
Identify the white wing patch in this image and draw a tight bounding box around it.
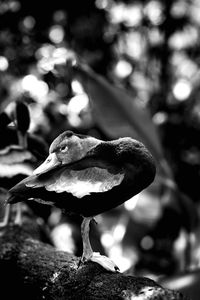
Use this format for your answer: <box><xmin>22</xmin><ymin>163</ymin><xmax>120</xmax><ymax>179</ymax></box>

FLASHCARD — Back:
<box><xmin>44</xmin><ymin>167</ymin><xmax>124</xmax><ymax>198</ymax></box>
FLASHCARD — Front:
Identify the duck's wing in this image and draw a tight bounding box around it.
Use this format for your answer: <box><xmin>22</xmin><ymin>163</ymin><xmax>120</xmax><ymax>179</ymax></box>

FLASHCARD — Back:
<box><xmin>25</xmin><ymin>158</ymin><xmax>125</xmax><ymax>198</ymax></box>
<box><xmin>7</xmin><ymin>157</ymin><xmax>125</xmax><ymax>201</ymax></box>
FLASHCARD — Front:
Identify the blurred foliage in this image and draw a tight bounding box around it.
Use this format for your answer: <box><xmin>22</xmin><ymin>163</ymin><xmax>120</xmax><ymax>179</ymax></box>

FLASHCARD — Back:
<box><xmin>1</xmin><ymin>0</ymin><xmax>200</xmax><ymax>298</ymax></box>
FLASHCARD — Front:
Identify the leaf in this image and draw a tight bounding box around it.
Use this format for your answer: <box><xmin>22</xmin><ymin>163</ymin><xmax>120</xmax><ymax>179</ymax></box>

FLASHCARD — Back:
<box><xmin>0</xmin><ymin>145</ymin><xmax>35</xmax><ymax>164</ymax></box>
<box><xmin>16</xmin><ymin>101</ymin><xmax>30</xmax><ymax>134</ymax></box>
<box><xmin>72</xmin><ymin>63</ymin><xmax>171</xmax><ymax>178</ymax></box>
<box><xmin>0</xmin><ymin>163</ymin><xmax>33</xmax><ymax>177</ymax></box>
<box><xmin>0</xmin><ymin>112</ymin><xmax>12</xmax><ymax>129</ymax></box>
<box><xmin>0</xmin><ymin>145</ymin><xmax>35</xmax><ymax>178</ymax></box>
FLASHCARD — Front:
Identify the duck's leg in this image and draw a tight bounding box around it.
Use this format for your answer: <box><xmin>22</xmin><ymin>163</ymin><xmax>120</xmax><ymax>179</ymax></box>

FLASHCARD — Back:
<box><xmin>81</xmin><ymin>217</ymin><xmax>93</xmax><ymax>262</ymax></box>
<box><xmin>80</xmin><ymin>217</ymin><xmax>120</xmax><ymax>272</ymax></box>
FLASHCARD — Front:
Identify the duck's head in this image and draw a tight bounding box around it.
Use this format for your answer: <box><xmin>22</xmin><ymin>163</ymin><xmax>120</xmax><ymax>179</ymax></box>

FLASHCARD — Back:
<box><xmin>33</xmin><ymin>131</ymin><xmax>101</xmax><ymax>175</ymax></box>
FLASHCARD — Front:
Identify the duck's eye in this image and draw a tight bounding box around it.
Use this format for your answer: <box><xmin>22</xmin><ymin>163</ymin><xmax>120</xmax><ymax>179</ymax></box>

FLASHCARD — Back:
<box><xmin>60</xmin><ymin>145</ymin><xmax>68</xmax><ymax>153</ymax></box>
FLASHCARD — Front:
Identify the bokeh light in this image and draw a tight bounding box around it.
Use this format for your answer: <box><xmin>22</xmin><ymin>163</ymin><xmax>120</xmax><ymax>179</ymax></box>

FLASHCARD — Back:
<box><xmin>101</xmin><ymin>232</ymin><xmax>114</xmax><ymax>248</ymax></box>
<box><xmin>0</xmin><ymin>56</ymin><xmax>9</xmax><ymax>71</ymax></box>
<box><xmin>114</xmin><ymin>60</ymin><xmax>132</xmax><ymax>78</ymax></box>
<box><xmin>153</xmin><ymin>111</ymin><xmax>168</xmax><ymax>125</ymax></box>
<box><xmin>51</xmin><ymin>223</ymin><xmax>75</xmax><ymax>253</ymax></box>
<box><xmin>36</xmin><ymin>45</ymin><xmax>74</xmax><ymax>74</ymax></box>
<box><xmin>21</xmin><ymin>74</ymin><xmax>49</xmax><ymax>101</ymax></box>
<box><xmin>173</xmin><ymin>79</ymin><xmax>192</xmax><ymax>101</ymax></box>
<box><xmin>121</xmin><ymin>32</ymin><xmax>146</xmax><ymax>59</ymax></box>
<box><xmin>67</xmin><ymin>94</ymin><xmax>89</xmax><ymax>114</ymax></box>
<box><xmin>169</xmin><ymin>26</ymin><xmax>198</xmax><ymax>50</ymax></box>
<box><xmin>171</xmin><ymin>0</ymin><xmax>188</xmax><ymax>18</ymax></box>
<box><xmin>113</xmin><ymin>223</ymin><xmax>126</xmax><ymax>242</ymax></box>
<box><xmin>71</xmin><ymin>80</ymin><xmax>84</xmax><ymax>94</ymax></box>
<box><xmin>189</xmin><ymin>0</ymin><xmax>200</xmax><ymax>25</ymax></box>
<box><xmin>49</xmin><ymin>25</ymin><xmax>65</xmax><ymax>44</ymax></box>
<box><xmin>141</xmin><ymin>235</ymin><xmax>154</xmax><ymax>250</ymax></box>
<box><xmin>95</xmin><ymin>0</ymin><xmax>109</xmax><ymax>10</ymax></box>
<box><xmin>123</xmin><ymin>4</ymin><xmax>142</xmax><ymax>27</ymax></box>
<box><xmin>124</xmin><ymin>194</ymin><xmax>139</xmax><ymax>211</ymax></box>
<box><xmin>148</xmin><ymin>28</ymin><xmax>164</xmax><ymax>46</ymax></box>
<box><xmin>0</xmin><ymin>1</ymin><xmax>21</xmax><ymax>14</ymax></box>
<box><xmin>144</xmin><ymin>1</ymin><xmax>164</xmax><ymax>25</ymax></box>
<box><xmin>53</xmin><ymin>10</ymin><xmax>67</xmax><ymax>23</ymax></box>
<box><xmin>67</xmin><ymin>94</ymin><xmax>90</xmax><ymax>127</ymax></box>
<box><xmin>109</xmin><ymin>3</ymin><xmax>125</xmax><ymax>24</ymax></box>
<box><xmin>23</xmin><ymin>16</ymin><xmax>35</xmax><ymax>30</ymax></box>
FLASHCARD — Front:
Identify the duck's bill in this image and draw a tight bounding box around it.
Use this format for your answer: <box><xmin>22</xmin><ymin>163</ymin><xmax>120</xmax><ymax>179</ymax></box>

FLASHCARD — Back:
<box><xmin>33</xmin><ymin>153</ymin><xmax>61</xmax><ymax>175</ymax></box>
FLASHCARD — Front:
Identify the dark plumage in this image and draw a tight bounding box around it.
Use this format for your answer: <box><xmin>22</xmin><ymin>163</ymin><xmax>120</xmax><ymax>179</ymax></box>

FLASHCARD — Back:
<box><xmin>7</xmin><ymin>130</ymin><xmax>156</xmax><ymax>271</ymax></box>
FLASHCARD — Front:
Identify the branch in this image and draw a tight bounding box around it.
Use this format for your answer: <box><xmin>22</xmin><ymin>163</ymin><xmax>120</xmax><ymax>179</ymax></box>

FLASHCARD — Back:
<box><xmin>0</xmin><ymin>219</ymin><xmax>189</xmax><ymax>300</ymax></box>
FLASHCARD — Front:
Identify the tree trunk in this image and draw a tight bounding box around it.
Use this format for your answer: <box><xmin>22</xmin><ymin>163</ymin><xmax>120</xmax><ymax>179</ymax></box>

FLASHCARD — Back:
<box><xmin>0</xmin><ymin>218</ymin><xmax>189</xmax><ymax>300</ymax></box>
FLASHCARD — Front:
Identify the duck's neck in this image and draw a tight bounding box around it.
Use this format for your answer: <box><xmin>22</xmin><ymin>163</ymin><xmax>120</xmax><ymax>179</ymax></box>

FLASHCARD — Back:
<box><xmin>82</xmin><ymin>137</ymin><xmax>102</xmax><ymax>155</ymax></box>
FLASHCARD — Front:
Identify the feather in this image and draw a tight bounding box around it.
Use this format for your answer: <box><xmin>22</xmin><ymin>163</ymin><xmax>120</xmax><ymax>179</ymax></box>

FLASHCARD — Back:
<box><xmin>26</xmin><ymin>167</ymin><xmax>124</xmax><ymax>198</ymax></box>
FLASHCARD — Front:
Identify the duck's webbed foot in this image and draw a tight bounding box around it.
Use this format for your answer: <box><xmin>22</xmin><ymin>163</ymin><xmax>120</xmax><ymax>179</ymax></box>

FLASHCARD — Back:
<box><xmin>90</xmin><ymin>252</ymin><xmax>120</xmax><ymax>272</ymax></box>
<box><xmin>79</xmin><ymin>250</ymin><xmax>120</xmax><ymax>273</ymax></box>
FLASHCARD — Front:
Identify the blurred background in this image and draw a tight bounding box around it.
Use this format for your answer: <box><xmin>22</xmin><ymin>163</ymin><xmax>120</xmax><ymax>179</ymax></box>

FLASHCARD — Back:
<box><xmin>1</xmin><ymin>0</ymin><xmax>200</xmax><ymax>298</ymax></box>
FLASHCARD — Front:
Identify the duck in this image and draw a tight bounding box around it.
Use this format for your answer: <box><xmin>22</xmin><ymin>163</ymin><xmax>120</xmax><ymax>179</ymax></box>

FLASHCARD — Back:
<box><xmin>6</xmin><ymin>130</ymin><xmax>156</xmax><ymax>272</ymax></box>
<box><xmin>0</xmin><ymin>102</ymin><xmax>48</xmax><ymax>226</ymax></box>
